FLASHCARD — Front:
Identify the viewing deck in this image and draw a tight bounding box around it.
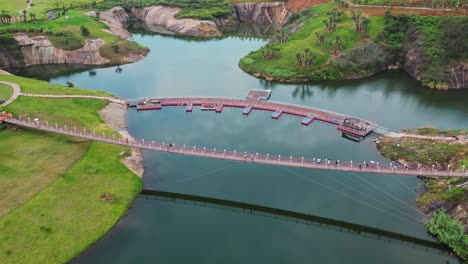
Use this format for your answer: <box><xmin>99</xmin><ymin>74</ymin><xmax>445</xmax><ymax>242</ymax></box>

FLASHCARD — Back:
<box><xmin>135</xmin><ymin>96</ymin><xmax>376</xmax><ymax>138</ymax></box>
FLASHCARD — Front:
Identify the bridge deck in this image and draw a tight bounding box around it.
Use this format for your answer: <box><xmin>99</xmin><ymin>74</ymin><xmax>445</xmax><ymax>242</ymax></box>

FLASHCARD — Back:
<box><xmin>136</xmin><ymin>97</ymin><xmax>376</xmax><ymax>137</ymax></box>
<box><xmin>4</xmin><ymin>117</ymin><xmax>467</xmax><ymax>178</ymax></box>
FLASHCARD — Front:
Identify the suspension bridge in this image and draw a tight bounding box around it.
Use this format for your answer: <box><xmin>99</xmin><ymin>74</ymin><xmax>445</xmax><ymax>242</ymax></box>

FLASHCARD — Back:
<box><xmin>2</xmin><ymin>115</ymin><xmax>466</xmax><ymax>178</ymax></box>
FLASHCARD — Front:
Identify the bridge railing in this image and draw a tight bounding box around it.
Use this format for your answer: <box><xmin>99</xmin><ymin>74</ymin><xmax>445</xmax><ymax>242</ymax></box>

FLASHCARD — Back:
<box><xmin>3</xmin><ymin>115</ymin><xmax>467</xmax><ymax>178</ymax></box>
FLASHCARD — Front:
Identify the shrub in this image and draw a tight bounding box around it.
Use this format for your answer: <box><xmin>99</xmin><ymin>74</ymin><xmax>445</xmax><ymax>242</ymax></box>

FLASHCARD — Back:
<box><xmin>426</xmin><ymin>211</ymin><xmax>468</xmax><ymax>260</ymax></box>
<box><xmin>80</xmin><ymin>25</ymin><xmax>90</xmax><ymax>36</ymax></box>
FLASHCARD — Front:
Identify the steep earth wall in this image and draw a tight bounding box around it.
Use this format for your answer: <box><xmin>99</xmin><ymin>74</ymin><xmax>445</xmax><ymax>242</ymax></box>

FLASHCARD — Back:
<box><xmin>234</xmin><ymin>2</ymin><xmax>291</xmax><ymax>25</ymax></box>
<box><xmin>0</xmin><ymin>46</ymin><xmax>21</xmax><ymax>68</ymax></box>
<box><xmin>131</xmin><ymin>6</ymin><xmax>221</xmax><ymax>37</ymax></box>
<box><xmin>97</xmin><ymin>7</ymin><xmax>131</xmax><ymax>39</ymax></box>
<box><xmin>14</xmin><ymin>33</ymin><xmax>110</xmax><ymax>66</ymax></box>
<box><xmin>448</xmin><ymin>62</ymin><xmax>467</xmax><ymax>89</ymax></box>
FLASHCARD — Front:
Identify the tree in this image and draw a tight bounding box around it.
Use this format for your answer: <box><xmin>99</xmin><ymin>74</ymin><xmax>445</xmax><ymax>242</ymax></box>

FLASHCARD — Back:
<box><xmin>80</xmin><ymin>26</ymin><xmax>90</xmax><ymax>36</ymax></box>
<box><xmin>21</xmin><ymin>9</ymin><xmax>27</xmax><ymax>22</ymax></box>
<box><xmin>323</xmin><ymin>8</ymin><xmax>344</xmax><ymax>32</ymax></box>
<box><xmin>329</xmin><ymin>36</ymin><xmax>344</xmax><ymax>56</ymax></box>
<box><xmin>351</xmin><ymin>10</ymin><xmax>370</xmax><ymax>33</ymax></box>
<box><xmin>112</xmin><ymin>44</ymin><xmax>120</xmax><ymax>53</ymax></box>
<box><xmin>315</xmin><ymin>32</ymin><xmax>326</xmax><ymax>45</ymax></box>
<box><xmin>262</xmin><ymin>45</ymin><xmax>280</xmax><ymax>60</ymax></box>
<box><xmin>0</xmin><ymin>10</ymin><xmax>12</xmax><ymax>25</ymax></box>
<box><xmin>295</xmin><ymin>48</ymin><xmax>317</xmax><ymax>68</ymax></box>
<box><xmin>271</xmin><ymin>29</ymin><xmax>289</xmax><ymax>43</ymax></box>
<box><xmin>29</xmin><ymin>13</ymin><xmax>36</xmax><ymax>23</ymax></box>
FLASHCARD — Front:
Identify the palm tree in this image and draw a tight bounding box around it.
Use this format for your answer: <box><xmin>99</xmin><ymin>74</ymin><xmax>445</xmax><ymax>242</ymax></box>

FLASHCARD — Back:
<box><xmin>29</xmin><ymin>13</ymin><xmax>36</xmax><ymax>23</ymax></box>
<box><xmin>21</xmin><ymin>9</ymin><xmax>27</xmax><ymax>22</ymax></box>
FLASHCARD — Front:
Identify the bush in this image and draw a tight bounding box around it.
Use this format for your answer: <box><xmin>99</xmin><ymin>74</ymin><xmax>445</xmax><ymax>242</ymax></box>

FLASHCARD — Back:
<box><xmin>80</xmin><ymin>25</ymin><xmax>90</xmax><ymax>37</ymax></box>
<box><xmin>426</xmin><ymin>211</ymin><xmax>468</xmax><ymax>260</ymax></box>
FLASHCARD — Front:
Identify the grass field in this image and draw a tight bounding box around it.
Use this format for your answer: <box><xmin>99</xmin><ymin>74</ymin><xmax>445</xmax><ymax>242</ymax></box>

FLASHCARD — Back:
<box><xmin>0</xmin><ymin>74</ymin><xmax>142</xmax><ymax>263</ymax></box>
<box><xmin>0</xmin><ymin>11</ymin><xmax>116</xmax><ymax>48</ymax></box>
<box><xmin>239</xmin><ymin>2</ymin><xmax>384</xmax><ymax>79</ymax></box>
<box><xmin>0</xmin><ymin>74</ymin><xmax>110</xmax><ymax>96</ymax></box>
<box><xmin>0</xmin><ymin>0</ymin><xmax>27</xmax><ymax>13</ymax></box>
<box><xmin>0</xmin><ymin>129</ymin><xmax>89</xmax><ymax>218</ymax></box>
<box><xmin>29</xmin><ymin>0</ymin><xmax>103</xmax><ymax>17</ymax></box>
<box><xmin>0</xmin><ymin>83</ymin><xmax>13</xmax><ymax>100</ymax></box>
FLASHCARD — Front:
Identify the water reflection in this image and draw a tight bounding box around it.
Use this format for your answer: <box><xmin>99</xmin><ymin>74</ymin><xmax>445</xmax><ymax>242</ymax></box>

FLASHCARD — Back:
<box><xmin>13</xmin><ymin>31</ymin><xmax>463</xmax><ymax>264</ymax></box>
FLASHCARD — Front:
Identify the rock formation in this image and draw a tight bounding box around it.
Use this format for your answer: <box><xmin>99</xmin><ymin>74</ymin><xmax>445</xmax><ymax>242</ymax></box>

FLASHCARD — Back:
<box><xmin>234</xmin><ymin>2</ymin><xmax>291</xmax><ymax>25</ymax></box>
<box><xmin>0</xmin><ymin>46</ymin><xmax>21</xmax><ymax>68</ymax></box>
<box><xmin>448</xmin><ymin>62</ymin><xmax>467</xmax><ymax>89</ymax></box>
<box><xmin>131</xmin><ymin>6</ymin><xmax>221</xmax><ymax>37</ymax></box>
<box><xmin>14</xmin><ymin>33</ymin><xmax>109</xmax><ymax>66</ymax></box>
<box><xmin>96</xmin><ymin>7</ymin><xmax>131</xmax><ymax>39</ymax></box>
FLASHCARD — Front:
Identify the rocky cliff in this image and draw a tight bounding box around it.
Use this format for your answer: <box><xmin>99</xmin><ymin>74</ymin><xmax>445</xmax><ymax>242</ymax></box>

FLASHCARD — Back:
<box><xmin>448</xmin><ymin>62</ymin><xmax>467</xmax><ymax>89</ymax></box>
<box><xmin>403</xmin><ymin>48</ymin><xmax>467</xmax><ymax>89</ymax></box>
<box><xmin>97</xmin><ymin>7</ymin><xmax>131</xmax><ymax>39</ymax></box>
<box><xmin>0</xmin><ymin>46</ymin><xmax>21</xmax><ymax>68</ymax></box>
<box><xmin>402</xmin><ymin>27</ymin><xmax>467</xmax><ymax>89</ymax></box>
<box><xmin>131</xmin><ymin>6</ymin><xmax>221</xmax><ymax>37</ymax></box>
<box><xmin>15</xmin><ymin>33</ymin><xmax>110</xmax><ymax>66</ymax></box>
<box><xmin>234</xmin><ymin>2</ymin><xmax>291</xmax><ymax>25</ymax></box>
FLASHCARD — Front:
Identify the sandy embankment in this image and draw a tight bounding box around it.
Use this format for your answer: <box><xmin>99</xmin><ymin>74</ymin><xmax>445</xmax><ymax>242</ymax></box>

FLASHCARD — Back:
<box><xmin>100</xmin><ymin>102</ymin><xmax>144</xmax><ymax>177</ymax></box>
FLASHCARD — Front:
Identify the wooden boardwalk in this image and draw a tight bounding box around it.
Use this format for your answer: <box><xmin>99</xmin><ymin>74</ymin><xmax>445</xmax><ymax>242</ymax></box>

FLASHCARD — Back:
<box><xmin>4</xmin><ymin>117</ymin><xmax>467</xmax><ymax>178</ymax></box>
<box><xmin>136</xmin><ymin>97</ymin><xmax>377</xmax><ymax>137</ymax></box>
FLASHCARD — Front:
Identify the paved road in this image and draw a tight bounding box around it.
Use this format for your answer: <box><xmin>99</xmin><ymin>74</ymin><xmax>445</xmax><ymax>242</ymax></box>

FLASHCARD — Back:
<box><xmin>0</xmin><ymin>81</ymin><xmax>21</xmax><ymax>107</ymax></box>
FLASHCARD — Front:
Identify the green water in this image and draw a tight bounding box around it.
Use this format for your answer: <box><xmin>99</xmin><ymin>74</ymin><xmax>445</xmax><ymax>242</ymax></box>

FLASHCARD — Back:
<box><xmin>16</xmin><ymin>33</ymin><xmax>468</xmax><ymax>263</ymax></box>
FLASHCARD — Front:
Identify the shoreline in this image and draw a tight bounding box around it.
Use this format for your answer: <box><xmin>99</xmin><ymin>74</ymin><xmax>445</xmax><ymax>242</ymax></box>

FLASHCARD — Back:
<box><xmin>100</xmin><ymin>102</ymin><xmax>144</xmax><ymax>178</ymax></box>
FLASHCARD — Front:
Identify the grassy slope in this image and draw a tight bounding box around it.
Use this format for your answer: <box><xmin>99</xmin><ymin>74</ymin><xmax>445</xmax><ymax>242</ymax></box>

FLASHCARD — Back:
<box><xmin>0</xmin><ymin>83</ymin><xmax>13</xmax><ymax>99</ymax></box>
<box><xmin>0</xmin><ymin>129</ymin><xmax>89</xmax><ymax>218</ymax></box>
<box><xmin>239</xmin><ymin>2</ymin><xmax>384</xmax><ymax>79</ymax></box>
<box><xmin>0</xmin><ymin>11</ymin><xmax>116</xmax><ymax>47</ymax></box>
<box><xmin>0</xmin><ymin>74</ymin><xmax>142</xmax><ymax>263</ymax></box>
<box><xmin>29</xmin><ymin>0</ymin><xmax>103</xmax><ymax>18</ymax></box>
<box><xmin>0</xmin><ymin>74</ymin><xmax>110</xmax><ymax>96</ymax></box>
<box><xmin>0</xmin><ymin>11</ymin><xmax>147</xmax><ymax>61</ymax></box>
<box><xmin>224</xmin><ymin>0</ymin><xmax>281</xmax><ymax>3</ymax></box>
<box><xmin>377</xmin><ymin>130</ymin><xmax>467</xmax><ymax>206</ymax></box>
<box><xmin>0</xmin><ymin>0</ymin><xmax>26</xmax><ymax>13</ymax></box>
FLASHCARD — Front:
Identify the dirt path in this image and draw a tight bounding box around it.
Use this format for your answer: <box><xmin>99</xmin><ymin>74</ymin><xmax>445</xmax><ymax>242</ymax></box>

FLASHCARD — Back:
<box><xmin>343</xmin><ymin>0</ymin><xmax>466</xmax><ymax>16</ymax></box>
<box><xmin>287</xmin><ymin>0</ymin><xmax>331</xmax><ymax>12</ymax></box>
<box><xmin>18</xmin><ymin>0</ymin><xmax>33</xmax><ymax>15</ymax></box>
<box><xmin>387</xmin><ymin>132</ymin><xmax>467</xmax><ymax>144</ymax></box>
<box><xmin>0</xmin><ymin>77</ymin><xmax>143</xmax><ymax>177</ymax></box>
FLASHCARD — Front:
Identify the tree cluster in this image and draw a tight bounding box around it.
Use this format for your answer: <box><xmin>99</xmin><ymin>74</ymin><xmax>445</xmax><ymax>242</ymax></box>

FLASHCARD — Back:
<box><xmin>351</xmin><ymin>10</ymin><xmax>370</xmax><ymax>33</ymax></box>
<box><xmin>323</xmin><ymin>8</ymin><xmax>344</xmax><ymax>33</ymax></box>
<box><xmin>0</xmin><ymin>10</ymin><xmax>11</xmax><ymax>25</ymax></box>
<box><xmin>262</xmin><ymin>45</ymin><xmax>280</xmax><ymax>60</ymax></box>
<box><xmin>295</xmin><ymin>49</ymin><xmax>316</xmax><ymax>68</ymax></box>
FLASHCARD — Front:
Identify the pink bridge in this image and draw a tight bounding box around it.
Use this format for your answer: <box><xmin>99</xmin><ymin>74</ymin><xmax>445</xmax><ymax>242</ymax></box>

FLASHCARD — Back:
<box><xmin>3</xmin><ymin>116</ymin><xmax>466</xmax><ymax>178</ymax></box>
<box><xmin>133</xmin><ymin>96</ymin><xmax>381</xmax><ymax>138</ymax></box>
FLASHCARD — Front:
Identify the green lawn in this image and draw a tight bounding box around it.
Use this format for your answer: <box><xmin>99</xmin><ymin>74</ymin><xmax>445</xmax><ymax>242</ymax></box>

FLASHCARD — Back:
<box><xmin>0</xmin><ymin>74</ymin><xmax>111</xmax><ymax>96</ymax></box>
<box><xmin>0</xmin><ymin>83</ymin><xmax>13</xmax><ymax>100</ymax></box>
<box><xmin>0</xmin><ymin>0</ymin><xmax>28</xmax><ymax>13</ymax></box>
<box><xmin>239</xmin><ymin>2</ymin><xmax>384</xmax><ymax>79</ymax></box>
<box><xmin>29</xmin><ymin>0</ymin><xmax>103</xmax><ymax>18</ymax></box>
<box><xmin>0</xmin><ymin>10</ymin><xmax>117</xmax><ymax>48</ymax></box>
<box><xmin>0</xmin><ymin>75</ymin><xmax>142</xmax><ymax>263</ymax></box>
<box><xmin>0</xmin><ymin>129</ymin><xmax>89</xmax><ymax>218</ymax></box>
